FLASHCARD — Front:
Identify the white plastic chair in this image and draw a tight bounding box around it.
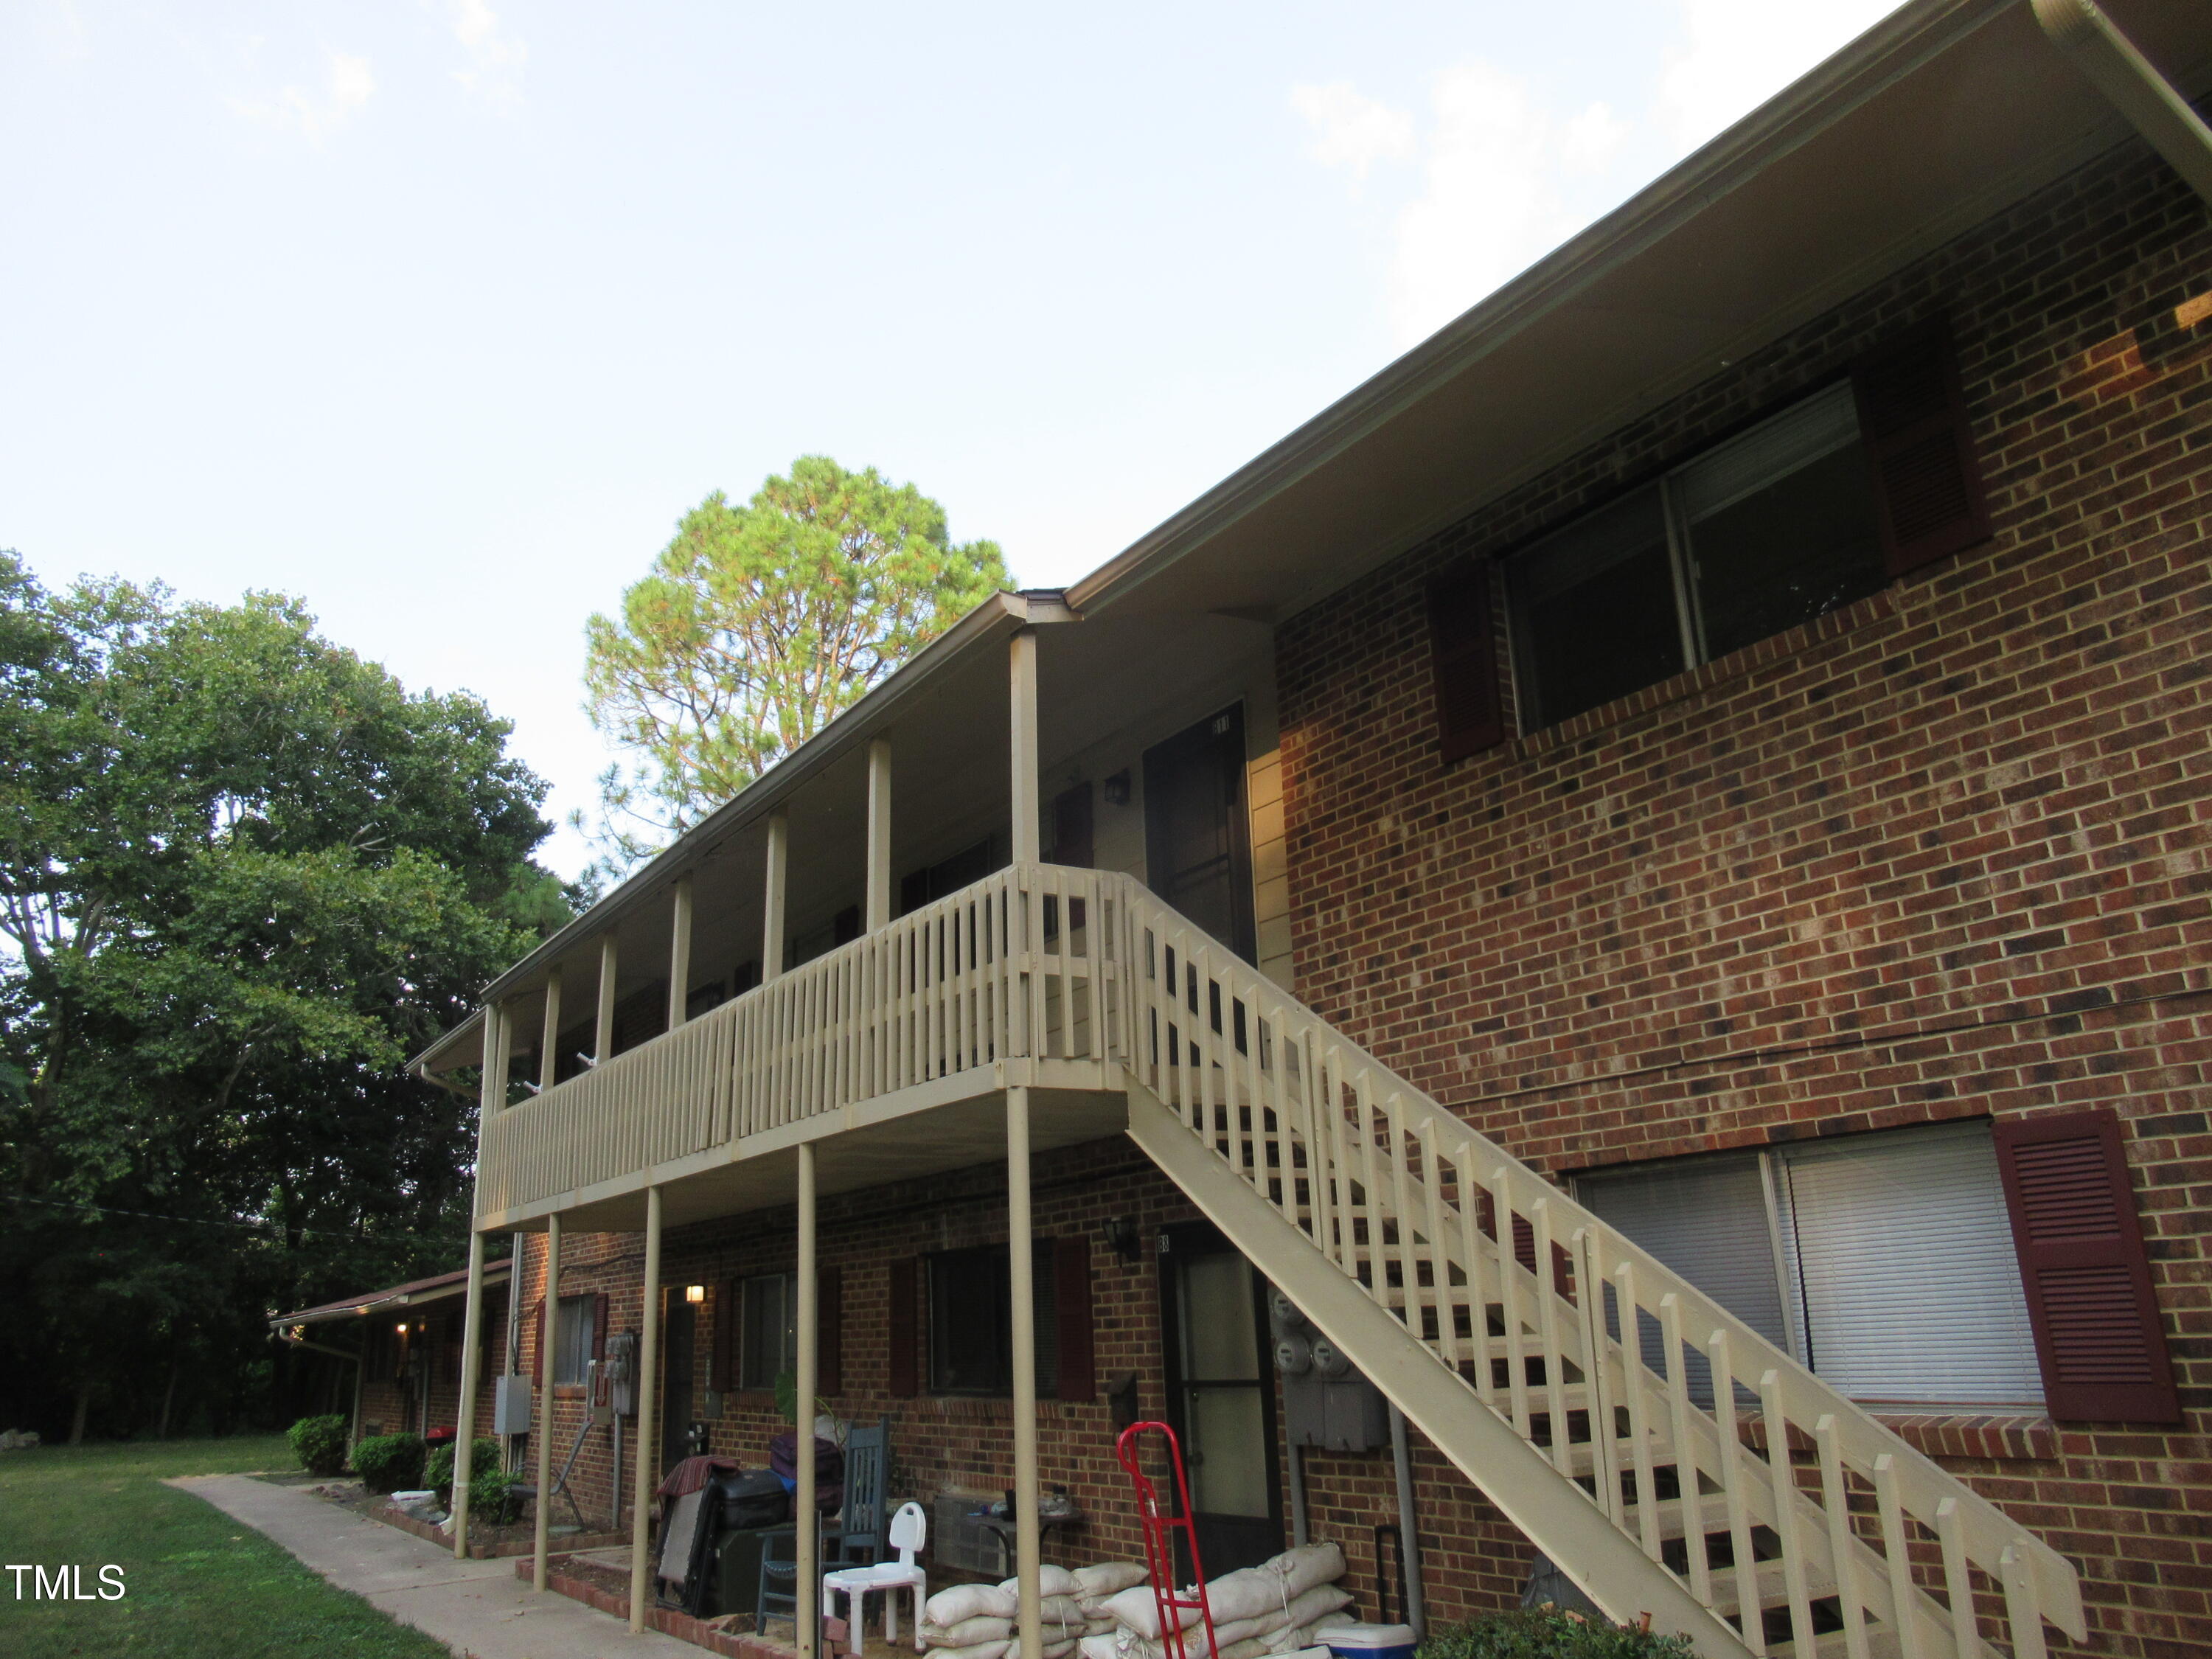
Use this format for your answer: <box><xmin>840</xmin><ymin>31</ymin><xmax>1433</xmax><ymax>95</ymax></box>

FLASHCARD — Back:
<box><xmin>823</xmin><ymin>1500</ymin><xmax>927</xmax><ymax>1656</ymax></box>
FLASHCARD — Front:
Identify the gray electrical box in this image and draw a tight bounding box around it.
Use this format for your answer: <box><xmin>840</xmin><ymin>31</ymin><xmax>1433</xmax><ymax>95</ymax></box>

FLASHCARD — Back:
<box><xmin>493</xmin><ymin>1372</ymin><xmax>533</xmax><ymax>1436</ymax></box>
<box><xmin>1270</xmin><ymin>1287</ymin><xmax>1388</xmax><ymax>1452</ymax></box>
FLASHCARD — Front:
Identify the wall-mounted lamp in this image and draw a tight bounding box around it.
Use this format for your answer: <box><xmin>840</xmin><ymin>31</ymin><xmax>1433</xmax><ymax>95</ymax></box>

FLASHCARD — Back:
<box><xmin>395</xmin><ymin>1323</ymin><xmax>408</xmax><ymax>1335</ymax></box>
<box><xmin>1102</xmin><ymin>771</ymin><xmax>1131</xmax><ymax>807</ymax></box>
<box><xmin>685</xmin><ymin>1284</ymin><xmax>706</xmax><ymax>1304</ymax></box>
<box><xmin>1100</xmin><ymin>1216</ymin><xmax>1143</xmax><ymax>1265</ymax></box>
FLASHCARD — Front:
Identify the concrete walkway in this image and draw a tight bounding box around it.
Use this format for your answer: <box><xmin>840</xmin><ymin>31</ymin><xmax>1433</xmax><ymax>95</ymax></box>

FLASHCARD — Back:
<box><xmin>170</xmin><ymin>1474</ymin><xmax>698</xmax><ymax>1659</ymax></box>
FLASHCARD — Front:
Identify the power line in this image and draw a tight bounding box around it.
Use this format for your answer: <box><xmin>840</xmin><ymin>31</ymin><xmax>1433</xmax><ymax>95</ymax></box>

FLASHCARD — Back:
<box><xmin>4</xmin><ymin>1192</ymin><xmax>439</xmax><ymax>1243</ymax></box>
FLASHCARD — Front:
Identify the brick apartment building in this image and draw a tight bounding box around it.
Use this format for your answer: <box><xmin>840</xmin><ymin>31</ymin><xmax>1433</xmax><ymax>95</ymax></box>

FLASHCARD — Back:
<box><xmin>286</xmin><ymin>4</ymin><xmax>2212</xmax><ymax>1656</ymax></box>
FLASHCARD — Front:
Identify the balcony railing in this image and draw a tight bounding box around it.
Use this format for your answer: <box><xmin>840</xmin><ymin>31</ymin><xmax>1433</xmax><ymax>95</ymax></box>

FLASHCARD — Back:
<box><xmin>474</xmin><ymin>863</ymin><xmax>1129</xmax><ymax>1217</ymax></box>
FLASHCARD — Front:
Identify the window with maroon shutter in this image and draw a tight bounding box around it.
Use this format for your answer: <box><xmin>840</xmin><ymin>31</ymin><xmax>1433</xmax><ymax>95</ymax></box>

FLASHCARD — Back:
<box><xmin>532</xmin><ymin>1298</ymin><xmax>545</xmax><ymax>1378</ymax></box>
<box><xmin>1427</xmin><ymin>560</ymin><xmax>1506</xmax><ymax>762</ymax></box>
<box><xmin>1054</xmin><ymin>1238</ymin><xmax>1095</xmax><ymax>1402</ymax></box>
<box><xmin>709</xmin><ymin>1277</ymin><xmax>737</xmax><ymax>1394</ymax></box>
<box><xmin>1993</xmin><ymin>1110</ymin><xmax>2180</xmax><ymax>1423</ymax></box>
<box><xmin>818</xmin><ymin>1266</ymin><xmax>843</xmax><ymax>1396</ymax></box>
<box><xmin>888</xmin><ymin>1258</ymin><xmax>919</xmax><ymax>1397</ymax></box>
<box><xmin>592</xmin><ymin>1293</ymin><xmax>608</xmax><ymax>1365</ymax></box>
<box><xmin>1851</xmin><ymin>317</ymin><xmax>1992</xmax><ymax>577</ymax></box>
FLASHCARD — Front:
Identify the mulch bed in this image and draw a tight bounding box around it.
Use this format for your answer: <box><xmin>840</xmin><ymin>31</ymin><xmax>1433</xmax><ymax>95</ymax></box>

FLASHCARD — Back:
<box><xmin>285</xmin><ymin>1475</ymin><xmax>630</xmax><ymax>1559</ymax></box>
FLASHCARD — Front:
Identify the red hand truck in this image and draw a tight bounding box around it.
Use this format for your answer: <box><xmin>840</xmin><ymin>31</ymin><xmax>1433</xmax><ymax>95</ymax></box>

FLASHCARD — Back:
<box><xmin>1115</xmin><ymin>1421</ymin><xmax>1222</xmax><ymax>1659</ymax></box>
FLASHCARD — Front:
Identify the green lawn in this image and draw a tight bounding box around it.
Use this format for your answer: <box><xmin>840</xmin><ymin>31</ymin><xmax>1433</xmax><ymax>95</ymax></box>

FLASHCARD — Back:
<box><xmin>0</xmin><ymin>1436</ymin><xmax>451</xmax><ymax>1659</ymax></box>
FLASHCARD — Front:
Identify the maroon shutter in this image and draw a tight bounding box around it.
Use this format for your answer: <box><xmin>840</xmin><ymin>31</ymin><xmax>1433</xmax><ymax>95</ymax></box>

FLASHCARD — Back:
<box><xmin>1993</xmin><ymin>1110</ymin><xmax>2180</xmax><ymax>1422</ymax></box>
<box><xmin>1851</xmin><ymin>318</ymin><xmax>1992</xmax><ymax>577</ymax></box>
<box><xmin>1427</xmin><ymin>560</ymin><xmax>1505</xmax><ymax>762</ymax></box>
<box><xmin>1054</xmin><ymin>1237</ymin><xmax>1095</xmax><ymax>1402</ymax></box>
<box><xmin>888</xmin><ymin>1259</ymin><xmax>919</xmax><ymax>1397</ymax></box>
<box><xmin>532</xmin><ymin>1299</ymin><xmax>546</xmax><ymax>1377</ymax></box>
<box><xmin>818</xmin><ymin>1267</ymin><xmax>844</xmax><ymax>1396</ymax></box>
<box><xmin>592</xmin><ymin>1293</ymin><xmax>608</xmax><ymax>1363</ymax></box>
<box><xmin>709</xmin><ymin>1278</ymin><xmax>737</xmax><ymax>1393</ymax></box>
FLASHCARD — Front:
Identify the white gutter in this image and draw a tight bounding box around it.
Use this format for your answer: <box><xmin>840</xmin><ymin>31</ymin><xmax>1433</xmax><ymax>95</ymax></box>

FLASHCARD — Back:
<box><xmin>2035</xmin><ymin>0</ymin><xmax>2212</xmax><ymax>204</ymax></box>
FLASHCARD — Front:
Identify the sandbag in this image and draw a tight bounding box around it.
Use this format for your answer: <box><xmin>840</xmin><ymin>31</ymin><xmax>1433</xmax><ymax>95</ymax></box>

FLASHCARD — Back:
<box><xmin>1270</xmin><ymin>1585</ymin><xmax>1352</xmax><ymax>1634</ymax></box>
<box><xmin>1099</xmin><ymin>1587</ymin><xmax>1201</xmax><ymax>1641</ymax></box>
<box><xmin>1002</xmin><ymin>1640</ymin><xmax>1077</xmax><ymax>1659</ymax></box>
<box><xmin>1001</xmin><ymin>1566</ymin><xmax>1082</xmax><ymax>1599</ymax></box>
<box><xmin>928</xmin><ymin>1644</ymin><xmax>1010</xmax><ymax>1659</ymax></box>
<box><xmin>928</xmin><ymin>1585</ymin><xmax>1020</xmax><ymax>1627</ymax></box>
<box><xmin>1072</xmin><ymin>1564</ymin><xmax>1148</xmax><ymax>1600</ymax></box>
<box><xmin>1197</xmin><ymin>1571</ymin><xmax>1284</xmax><ymax>1627</ymax></box>
<box><xmin>1270</xmin><ymin>1614</ymin><xmax>1360</xmax><ymax>1654</ymax></box>
<box><xmin>1258</xmin><ymin>1544</ymin><xmax>1345</xmax><ymax>1601</ymax></box>
<box><xmin>922</xmin><ymin>1618</ymin><xmax>1014</xmax><ymax>1648</ymax></box>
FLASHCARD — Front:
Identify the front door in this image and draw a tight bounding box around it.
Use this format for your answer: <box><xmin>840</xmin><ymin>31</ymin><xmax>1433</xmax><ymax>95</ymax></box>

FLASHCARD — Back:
<box><xmin>661</xmin><ymin>1289</ymin><xmax>695</xmax><ymax>1472</ymax></box>
<box><xmin>1144</xmin><ymin>706</ymin><xmax>1256</xmax><ymax>959</ymax></box>
<box><xmin>1158</xmin><ymin>1222</ymin><xmax>1282</xmax><ymax>1576</ymax></box>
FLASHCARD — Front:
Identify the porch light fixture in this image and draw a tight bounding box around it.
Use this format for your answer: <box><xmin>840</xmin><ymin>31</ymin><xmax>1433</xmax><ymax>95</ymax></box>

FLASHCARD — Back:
<box><xmin>1103</xmin><ymin>771</ymin><xmax>1131</xmax><ymax>806</ymax></box>
<box><xmin>395</xmin><ymin>1324</ymin><xmax>408</xmax><ymax>1335</ymax></box>
<box><xmin>1100</xmin><ymin>1216</ymin><xmax>1143</xmax><ymax>1265</ymax></box>
<box><xmin>685</xmin><ymin>1284</ymin><xmax>706</xmax><ymax>1304</ymax></box>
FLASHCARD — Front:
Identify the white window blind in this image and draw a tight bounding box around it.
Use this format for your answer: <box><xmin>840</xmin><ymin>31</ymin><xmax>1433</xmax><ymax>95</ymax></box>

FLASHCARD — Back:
<box><xmin>1775</xmin><ymin>1123</ymin><xmax>2044</xmax><ymax>1408</ymax></box>
<box><xmin>1578</xmin><ymin>1121</ymin><xmax>2043</xmax><ymax>1411</ymax></box>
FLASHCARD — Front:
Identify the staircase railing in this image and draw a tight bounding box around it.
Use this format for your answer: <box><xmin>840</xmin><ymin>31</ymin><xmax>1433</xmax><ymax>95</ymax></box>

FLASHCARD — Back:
<box><xmin>1102</xmin><ymin>871</ymin><xmax>2084</xmax><ymax>1659</ymax></box>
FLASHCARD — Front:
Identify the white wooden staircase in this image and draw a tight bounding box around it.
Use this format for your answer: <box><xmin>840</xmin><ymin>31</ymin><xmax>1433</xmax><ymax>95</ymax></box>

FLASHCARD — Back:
<box><xmin>1090</xmin><ymin>872</ymin><xmax>2086</xmax><ymax>1659</ymax></box>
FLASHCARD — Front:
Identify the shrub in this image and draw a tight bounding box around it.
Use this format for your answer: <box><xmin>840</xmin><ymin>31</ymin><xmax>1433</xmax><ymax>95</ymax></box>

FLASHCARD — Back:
<box><xmin>351</xmin><ymin>1431</ymin><xmax>428</xmax><ymax>1495</ymax></box>
<box><xmin>425</xmin><ymin>1436</ymin><xmax>501</xmax><ymax>1502</ymax></box>
<box><xmin>288</xmin><ymin>1414</ymin><xmax>349</xmax><ymax>1477</ymax></box>
<box><xmin>1418</xmin><ymin>1611</ymin><xmax>1699</xmax><ymax>1659</ymax></box>
<box><xmin>467</xmin><ymin>1464</ymin><xmax>523</xmax><ymax>1526</ymax></box>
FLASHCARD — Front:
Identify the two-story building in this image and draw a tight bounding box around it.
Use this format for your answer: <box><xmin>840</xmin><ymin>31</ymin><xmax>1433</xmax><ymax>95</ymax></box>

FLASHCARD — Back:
<box><xmin>411</xmin><ymin>3</ymin><xmax>2212</xmax><ymax>1655</ymax></box>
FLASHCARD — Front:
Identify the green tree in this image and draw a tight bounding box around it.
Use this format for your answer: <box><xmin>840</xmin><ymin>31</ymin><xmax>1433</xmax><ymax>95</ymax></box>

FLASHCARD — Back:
<box><xmin>0</xmin><ymin>551</ymin><xmax>564</xmax><ymax>1440</ymax></box>
<box><xmin>580</xmin><ymin>455</ymin><xmax>1009</xmax><ymax>872</ymax></box>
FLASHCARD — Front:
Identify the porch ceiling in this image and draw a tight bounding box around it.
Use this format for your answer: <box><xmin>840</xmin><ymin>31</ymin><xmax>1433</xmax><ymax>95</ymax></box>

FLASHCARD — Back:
<box><xmin>498</xmin><ymin>1082</ymin><xmax>1130</xmax><ymax>1235</ymax></box>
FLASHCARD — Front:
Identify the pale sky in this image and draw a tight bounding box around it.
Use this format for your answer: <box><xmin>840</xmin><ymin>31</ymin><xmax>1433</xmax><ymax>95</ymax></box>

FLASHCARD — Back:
<box><xmin>1</xmin><ymin>1</ymin><xmax>1899</xmax><ymax>877</ymax></box>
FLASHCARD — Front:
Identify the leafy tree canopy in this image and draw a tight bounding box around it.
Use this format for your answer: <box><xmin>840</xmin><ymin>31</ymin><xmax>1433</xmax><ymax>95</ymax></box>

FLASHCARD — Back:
<box><xmin>580</xmin><ymin>455</ymin><xmax>1009</xmax><ymax>875</ymax></box>
<box><xmin>0</xmin><ymin>550</ymin><xmax>564</xmax><ymax>1439</ymax></box>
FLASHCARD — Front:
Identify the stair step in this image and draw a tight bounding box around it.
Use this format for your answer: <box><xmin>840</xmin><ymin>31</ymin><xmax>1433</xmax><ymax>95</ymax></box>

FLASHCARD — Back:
<box><xmin>1695</xmin><ymin>1559</ymin><xmax>1841</xmax><ymax>1619</ymax></box>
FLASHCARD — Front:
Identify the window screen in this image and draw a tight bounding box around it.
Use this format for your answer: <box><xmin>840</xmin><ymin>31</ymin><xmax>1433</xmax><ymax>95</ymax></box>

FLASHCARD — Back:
<box><xmin>926</xmin><ymin>1244</ymin><xmax>1057</xmax><ymax>1397</ymax></box>
<box><xmin>739</xmin><ymin>1273</ymin><xmax>795</xmax><ymax>1391</ymax></box>
<box><xmin>1577</xmin><ymin>1121</ymin><xmax>2042</xmax><ymax>1411</ymax></box>
<box><xmin>1510</xmin><ymin>488</ymin><xmax>1683</xmax><ymax>729</ymax></box>
<box><xmin>1509</xmin><ymin>381</ymin><xmax>1884</xmax><ymax>732</ymax></box>
<box><xmin>553</xmin><ymin>1293</ymin><xmax>596</xmax><ymax>1385</ymax></box>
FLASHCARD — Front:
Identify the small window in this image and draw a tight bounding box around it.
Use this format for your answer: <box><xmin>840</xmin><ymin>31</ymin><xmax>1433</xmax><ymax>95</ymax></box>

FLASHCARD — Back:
<box><xmin>1511</xmin><ymin>383</ymin><xmax>1885</xmax><ymax>731</ymax></box>
<box><xmin>1577</xmin><ymin>1121</ymin><xmax>2042</xmax><ymax>1410</ymax></box>
<box><xmin>925</xmin><ymin>1244</ymin><xmax>1057</xmax><ymax>1397</ymax></box>
<box><xmin>739</xmin><ymin>1273</ymin><xmax>796</xmax><ymax>1391</ymax></box>
<box><xmin>552</xmin><ymin>1293</ymin><xmax>597</xmax><ymax>1385</ymax></box>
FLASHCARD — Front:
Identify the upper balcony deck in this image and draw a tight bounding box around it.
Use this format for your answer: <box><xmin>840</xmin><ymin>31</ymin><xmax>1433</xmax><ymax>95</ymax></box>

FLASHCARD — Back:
<box><xmin>473</xmin><ymin>862</ymin><xmax>1146</xmax><ymax>1233</ymax></box>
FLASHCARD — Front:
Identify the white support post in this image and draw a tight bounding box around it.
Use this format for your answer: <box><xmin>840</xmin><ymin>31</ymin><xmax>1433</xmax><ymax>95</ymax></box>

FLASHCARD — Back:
<box><xmin>796</xmin><ymin>1142</ymin><xmax>819</xmax><ymax>1659</ymax></box>
<box><xmin>451</xmin><ymin>1230</ymin><xmax>487</xmax><ymax>1557</ymax></box>
<box><xmin>629</xmin><ymin>1186</ymin><xmax>663</xmax><ymax>1633</ymax></box>
<box><xmin>532</xmin><ymin>1213</ymin><xmax>560</xmax><ymax>1592</ymax></box>
<box><xmin>667</xmin><ymin>876</ymin><xmax>694</xmax><ymax>1031</ymax></box>
<box><xmin>594</xmin><ymin>936</ymin><xmax>618</xmax><ymax>1063</ymax></box>
<box><xmin>479</xmin><ymin>1002</ymin><xmax>504</xmax><ymax>1117</ymax></box>
<box><xmin>763</xmin><ymin>810</ymin><xmax>789</xmax><ymax>978</ymax></box>
<box><xmin>866</xmin><ymin>737</ymin><xmax>893</xmax><ymax>931</ymax></box>
<box><xmin>538</xmin><ymin>966</ymin><xmax>563</xmax><ymax>1093</ymax></box>
<box><xmin>1009</xmin><ymin>630</ymin><xmax>1041</xmax><ymax>865</ymax></box>
<box><xmin>1006</xmin><ymin>1085</ymin><xmax>1043</xmax><ymax>1659</ymax></box>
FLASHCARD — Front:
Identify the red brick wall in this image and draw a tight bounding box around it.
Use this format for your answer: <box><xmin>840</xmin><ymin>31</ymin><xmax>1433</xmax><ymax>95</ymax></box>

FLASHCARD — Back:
<box><xmin>1274</xmin><ymin>133</ymin><xmax>2212</xmax><ymax>1658</ymax></box>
